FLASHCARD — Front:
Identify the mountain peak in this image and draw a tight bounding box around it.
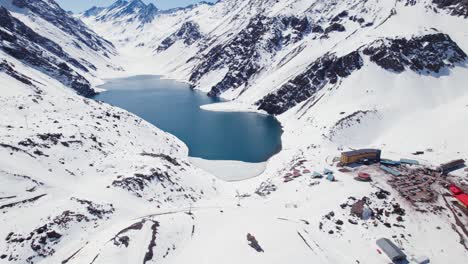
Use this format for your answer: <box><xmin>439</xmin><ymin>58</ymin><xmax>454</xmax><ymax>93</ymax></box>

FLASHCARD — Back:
<box><xmin>83</xmin><ymin>0</ymin><xmax>159</xmax><ymax>23</ymax></box>
<box><xmin>82</xmin><ymin>6</ymin><xmax>105</xmax><ymax>17</ymax></box>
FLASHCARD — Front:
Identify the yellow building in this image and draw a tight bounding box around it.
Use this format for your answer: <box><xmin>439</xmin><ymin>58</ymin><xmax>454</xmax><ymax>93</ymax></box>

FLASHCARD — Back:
<box><xmin>341</xmin><ymin>149</ymin><xmax>381</xmax><ymax>165</ymax></box>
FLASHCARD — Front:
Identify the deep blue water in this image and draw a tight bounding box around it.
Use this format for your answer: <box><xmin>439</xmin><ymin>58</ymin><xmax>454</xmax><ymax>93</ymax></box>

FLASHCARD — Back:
<box><xmin>93</xmin><ymin>75</ymin><xmax>282</xmax><ymax>162</ymax></box>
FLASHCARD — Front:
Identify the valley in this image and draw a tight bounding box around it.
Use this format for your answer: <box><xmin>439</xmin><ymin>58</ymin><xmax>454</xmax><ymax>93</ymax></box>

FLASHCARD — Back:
<box><xmin>0</xmin><ymin>0</ymin><xmax>467</xmax><ymax>264</ymax></box>
<box><xmin>93</xmin><ymin>75</ymin><xmax>283</xmax><ymax>164</ymax></box>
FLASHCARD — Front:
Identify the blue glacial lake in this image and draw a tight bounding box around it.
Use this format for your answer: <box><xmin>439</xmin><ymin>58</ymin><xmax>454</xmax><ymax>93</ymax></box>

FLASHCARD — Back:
<box><xmin>93</xmin><ymin>75</ymin><xmax>282</xmax><ymax>162</ymax></box>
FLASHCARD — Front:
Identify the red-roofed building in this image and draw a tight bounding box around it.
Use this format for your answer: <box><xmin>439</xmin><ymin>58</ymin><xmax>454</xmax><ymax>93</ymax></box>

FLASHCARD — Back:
<box><xmin>449</xmin><ymin>184</ymin><xmax>468</xmax><ymax>208</ymax></box>
<box><xmin>449</xmin><ymin>184</ymin><xmax>463</xmax><ymax>195</ymax></box>
<box><xmin>455</xmin><ymin>194</ymin><xmax>468</xmax><ymax>208</ymax></box>
<box><xmin>356</xmin><ymin>172</ymin><xmax>372</xmax><ymax>182</ymax></box>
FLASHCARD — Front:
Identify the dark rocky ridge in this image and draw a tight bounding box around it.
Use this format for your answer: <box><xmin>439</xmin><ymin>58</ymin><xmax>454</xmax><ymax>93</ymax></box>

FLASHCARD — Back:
<box><xmin>0</xmin><ymin>7</ymin><xmax>95</xmax><ymax>96</ymax></box>
<box><xmin>4</xmin><ymin>199</ymin><xmax>114</xmax><ymax>263</ymax></box>
<box><xmin>82</xmin><ymin>6</ymin><xmax>105</xmax><ymax>17</ymax></box>
<box><xmin>433</xmin><ymin>0</ymin><xmax>468</xmax><ymax>17</ymax></box>
<box><xmin>86</xmin><ymin>0</ymin><xmax>159</xmax><ymax>24</ymax></box>
<box><xmin>0</xmin><ymin>60</ymin><xmax>36</xmax><ymax>88</ymax></box>
<box><xmin>257</xmin><ymin>33</ymin><xmax>467</xmax><ymax>115</ymax></box>
<box><xmin>157</xmin><ymin>21</ymin><xmax>203</xmax><ymax>52</ymax></box>
<box><xmin>324</xmin><ymin>23</ymin><xmax>346</xmax><ymax>34</ymax></box>
<box><xmin>363</xmin><ymin>33</ymin><xmax>467</xmax><ymax>74</ymax></box>
<box><xmin>257</xmin><ymin>51</ymin><xmax>363</xmax><ymax>115</ymax></box>
<box><xmin>12</xmin><ymin>0</ymin><xmax>114</xmax><ymax>52</ymax></box>
<box><xmin>189</xmin><ymin>15</ymin><xmax>311</xmax><ymax>97</ymax></box>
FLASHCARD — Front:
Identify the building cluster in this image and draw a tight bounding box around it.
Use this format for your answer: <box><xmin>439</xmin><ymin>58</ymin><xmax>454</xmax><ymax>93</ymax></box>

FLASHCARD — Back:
<box><xmin>339</xmin><ymin>149</ymin><xmax>467</xmax><ymax>207</ymax></box>
<box><xmin>388</xmin><ymin>167</ymin><xmax>438</xmax><ymax>204</ymax></box>
<box><xmin>336</xmin><ymin>149</ymin><xmax>465</xmax><ymax>263</ymax></box>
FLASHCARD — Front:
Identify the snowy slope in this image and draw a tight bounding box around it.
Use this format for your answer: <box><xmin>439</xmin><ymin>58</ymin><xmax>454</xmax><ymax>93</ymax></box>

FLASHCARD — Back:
<box><xmin>0</xmin><ymin>0</ymin><xmax>121</xmax><ymax>93</ymax></box>
<box><xmin>0</xmin><ymin>52</ymin><xmax>224</xmax><ymax>263</ymax></box>
<box><xmin>81</xmin><ymin>0</ymin><xmax>468</xmax><ymax>97</ymax></box>
<box><xmin>0</xmin><ymin>0</ymin><xmax>467</xmax><ymax>263</ymax></box>
<box><xmin>81</xmin><ymin>0</ymin><xmax>468</xmax><ymax>157</ymax></box>
<box><xmin>0</xmin><ymin>1</ymin><xmax>224</xmax><ymax>263</ymax></box>
<box><xmin>79</xmin><ymin>1</ymin><xmax>468</xmax><ymax>262</ymax></box>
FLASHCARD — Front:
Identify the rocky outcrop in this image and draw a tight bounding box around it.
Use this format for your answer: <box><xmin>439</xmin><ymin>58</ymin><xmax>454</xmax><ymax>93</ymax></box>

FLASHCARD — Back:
<box><xmin>257</xmin><ymin>51</ymin><xmax>363</xmax><ymax>115</ymax></box>
<box><xmin>82</xmin><ymin>6</ymin><xmax>105</xmax><ymax>17</ymax></box>
<box><xmin>0</xmin><ymin>7</ymin><xmax>95</xmax><ymax>96</ymax></box>
<box><xmin>4</xmin><ymin>199</ymin><xmax>114</xmax><ymax>263</ymax></box>
<box><xmin>84</xmin><ymin>0</ymin><xmax>159</xmax><ymax>24</ymax></box>
<box><xmin>189</xmin><ymin>15</ymin><xmax>310</xmax><ymax>97</ymax></box>
<box><xmin>363</xmin><ymin>33</ymin><xmax>467</xmax><ymax>73</ymax></box>
<box><xmin>257</xmin><ymin>33</ymin><xmax>467</xmax><ymax>115</ymax></box>
<box><xmin>324</xmin><ymin>23</ymin><xmax>346</xmax><ymax>34</ymax></box>
<box><xmin>111</xmin><ymin>160</ymin><xmax>203</xmax><ymax>203</ymax></box>
<box><xmin>0</xmin><ymin>60</ymin><xmax>36</xmax><ymax>88</ymax></box>
<box><xmin>157</xmin><ymin>21</ymin><xmax>203</xmax><ymax>52</ymax></box>
<box><xmin>12</xmin><ymin>0</ymin><xmax>114</xmax><ymax>52</ymax></box>
<box><xmin>433</xmin><ymin>0</ymin><xmax>468</xmax><ymax>17</ymax></box>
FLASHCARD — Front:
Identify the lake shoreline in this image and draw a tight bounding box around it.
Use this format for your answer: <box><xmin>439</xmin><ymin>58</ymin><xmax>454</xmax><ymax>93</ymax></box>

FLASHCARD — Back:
<box><xmin>92</xmin><ymin>75</ymin><xmax>283</xmax><ymax>163</ymax></box>
<box><xmin>189</xmin><ymin>157</ymin><xmax>267</xmax><ymax>182</ymax></box>
<box><xmin>200</xmin><ymin>101</ymin><xmax>268</xmax><ymax>115</ymax></box>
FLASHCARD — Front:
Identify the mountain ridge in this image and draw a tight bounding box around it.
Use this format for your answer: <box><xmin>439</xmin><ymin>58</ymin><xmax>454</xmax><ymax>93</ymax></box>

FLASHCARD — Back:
<box><xmin>80</xmin><ymin>0</ymin><xmax>159</xmax><ymax>24</ymax></box>
<box><xmin>1</xmin><ymin>0</ymin><xmax>467</xmax><ymax>263</ymax></box>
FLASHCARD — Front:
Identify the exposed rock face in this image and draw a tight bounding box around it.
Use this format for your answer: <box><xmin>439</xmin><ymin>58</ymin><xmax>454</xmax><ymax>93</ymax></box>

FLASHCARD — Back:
<box><xmin>257</xmin><ymin>51</ymin><xmax>363</xmax><ymax>115</ymax></box>
<box><xmin>84</xmin><ymin>0</ymin><xmax>159</xmax><ymax>24</ymax></box>
<box><xmin>157</xmin><ymin>21</ymin><xmax>203</xmax><ymax>52</ymax></box>
<box><xmin>329</xmin><ymin>110</ymin><xmax>379</xmax><ymax>140</ymax></box>
<box><xmin>11</xmin><ymin>0</ymin><xmax>114</xmax><ymax>52</ymax></box>
<box><xmin>0</xmin><ymin>60</ymin><xmax>35</xmax><ymax>88</ymax></box>
<box><xmin>363</xmin><ymin>33</ymin><xmax>467</xmax><ymax>73</ymax></box>
<box><xmin>189</xmin><ymin>15</ymin><xmax>310</xmax><ymax>97</ymax></box>
<box><xmin>257</xmin><ymin>33</ymin><xmax>467</xmax><ymax>115</ymax></box>
<box><xmin>137</xmin><ymin>3</ymin><xmax>158</xmax><ymax>24</ymax></box>
<box><xmin>111</xmin><ymin>158</ymin><xmax>203</xmax><ymax>203</ymax></box>
<box><xmin>433</xmin><ymin>0</ymin><xmax>468</xmax><ymax>17</ymax></box>
<box><xmin>82</xmin><ymin>6</ymin><xmax>105</xmax><ymax>17</ymax></box>
<box><xmin>324</xmin><ymin>23</ymin><xmax>346</xmax><ymax>34</ymax></box>
<box><xmin>0</xmin><ymin>7</ymin><xmax>95</xmax><ymax>96</ymax></box>
<box><xmin>4</xmin><ymin>199</ymin><xmax>114</xmax><ymax>263</ymax></box>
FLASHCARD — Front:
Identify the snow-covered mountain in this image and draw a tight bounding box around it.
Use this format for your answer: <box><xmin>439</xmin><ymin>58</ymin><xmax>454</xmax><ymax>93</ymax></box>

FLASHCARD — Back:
<box><xmin>1</xmin><ymin>0</ymin><xmax>468</xmax><ymax>263</ymax></box>
<box><xmin>81</xmin><ymin>0</ymin><xmax>159</xmax><ymax>25</ymax></box>
<box><xmin>0</xmin><ymin>1</ymin><xmax>223</xmax><ymax>263</ymax></box>
<box><xmin>80</xmin><ymin>2</ymin><xmax>468</xmax><ymax>262</ymax></box>
<box><xmin>0</xmin><ymin>0</ymin><xmax>121</xmax><ymax>95</ymax></box>
<box><xmin>81</xmin><ymin>0</ymin><xmax>468</xmax><ymax>156</ymax></box>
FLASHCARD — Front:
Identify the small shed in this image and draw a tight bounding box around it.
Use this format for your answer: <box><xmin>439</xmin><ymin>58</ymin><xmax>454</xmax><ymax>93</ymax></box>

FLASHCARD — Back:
<box><xmin>380</xmin><ymin>165</ymin><xmax>402</xmax><ymax>176</ymax></box>
<box><xmin>400</xmin><ymin>158</ymin><xmax>420</xmax><ymax>165</ymax></box>
<box><xmin>312</xmin><ymin>172</ymin><xmax>323</xmax><ymax>178</ymax></box>
<box><xmin>326</xmin><ymin>174</ymin><xmax>335</xmax><ymax>182</ymax></box>
<box><xmin>351</xmin><ymin>199</ymin><xmax>365</xmax><ymax>217</ymax></box>
<box><xmin>439</xmin><ymin>159</ymin><xmax>466</xmax><ymax>174</ymax></box>
<box><xmin>324</xmin><ymin>168</ymin><xmax>334</xmax><ymax>175</ymax></box>
<box><xmin>380</xmin><ymin>159</ymin><xmax>401</xmax><ymax>166</ymax></box>
<box><xmin>351</xmin><ymin>199</ymin><xmax>372</xmax><ymax>219</ymax></box>
<box><xmin>376</xmin><ymin>238</ymin><xmax>407</xmax><ymax>262</ymax></box>
<box><xmin>415</xmin><ymin>255</ymin><xmax>430</xmax><ymax>264</ymax></box>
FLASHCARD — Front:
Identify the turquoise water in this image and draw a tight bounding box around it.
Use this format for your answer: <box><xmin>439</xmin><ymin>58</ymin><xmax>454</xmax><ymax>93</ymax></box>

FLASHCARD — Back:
<box><xmin>93</xmin><ymin>75</ymin><xmax>282</xmax><ymax>162</ymax></box>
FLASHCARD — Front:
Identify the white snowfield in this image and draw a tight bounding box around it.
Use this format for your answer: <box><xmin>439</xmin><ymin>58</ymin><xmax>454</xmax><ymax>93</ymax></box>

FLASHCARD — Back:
<box><xmin>189</xmin><ymin>157</ymin><xmax>267</xmax><ymax>181</ymax></box>
<box><xmin>0</xmin><ymin>0</ymin><xmax>467</xmax><ymax>264</ymax></box>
